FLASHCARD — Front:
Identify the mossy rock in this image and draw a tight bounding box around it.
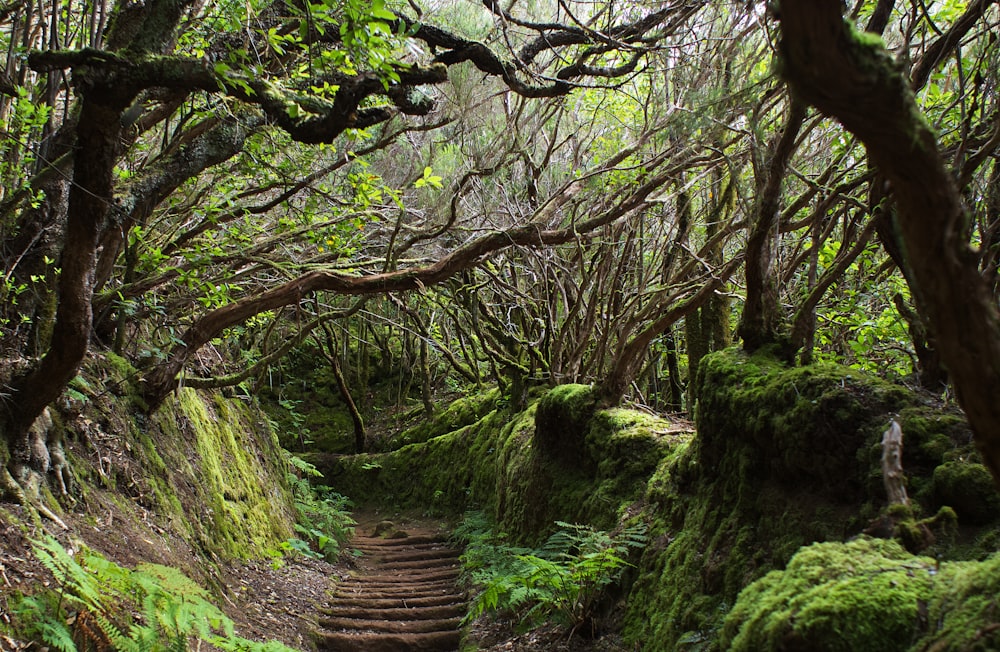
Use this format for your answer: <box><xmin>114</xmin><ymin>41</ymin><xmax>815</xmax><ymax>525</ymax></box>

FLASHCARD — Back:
<box><xmin>897</xmin><ymin>408</ymin><xmax>969</xmax><ymax>468</ymax></box>
<box><xmin>622</xmin><ymin>348</ymin><xmax>975</xmax><ymax>650</ymax></box>
<box><xmin>694</xmin><ymin>349</ymin><xmax>912</xmax><ymax>501</ymax></box>
<box><xmin>930</xmin><ymin>461</ymin><xmax>1000</xmax><ymax>525</ymax></box>
<box><xmin>393</xmin><ymin>388</ymin><xmax>500</xmax><ymax>448</ymax></box>
<box><xmin>722</xmin><ymin>537</ymin><xmax>1000</xmax><ymax>652</ymax></box>
<box><xmin>720</xmin><ymin>538</ymin><xmax>935</xmax><ymax>652</ymax></box>
<box><xmin>915</xmin><ymin>551</ymin><xmax>1000</xmax><ymax>651</ymax></box>
<box><xmin>534</xmin><ymin>384</ymin><xmax>598</xmax><ymax>468</ymax></box>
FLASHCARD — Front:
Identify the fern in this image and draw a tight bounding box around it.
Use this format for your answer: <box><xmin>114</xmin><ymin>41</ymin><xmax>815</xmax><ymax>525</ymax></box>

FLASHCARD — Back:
<box><xmin>284</xmin><ymin>452</ymin><xmax>356</xmax><ymax>561</ymax></box>
<box><xmin>460</xmin><ymin>515</ymin><xmax>649</xmax><ymax>635</ymax></box>
<box><xmin>32</xmin><ymin>536</ymin><xmax>105</xmax><ymax>613</ymax></box>
<box><xmin>11</xmin><ymin>536</ymin><xmax>297</xmax><ymax>652</ymax></box>
<box><xmin>12</xmin><ymin>594</ymin><xmax>76</xmax><ymax>652</ymax></box>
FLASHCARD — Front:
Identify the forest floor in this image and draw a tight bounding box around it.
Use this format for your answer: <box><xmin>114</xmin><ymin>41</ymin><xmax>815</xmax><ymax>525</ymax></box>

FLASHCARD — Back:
<box><xmin>223</xmin><ymin>510</ymin><xmax>633</xmax><ymax>651</ymax></box>
<box><xmin>0</xmin><ymin>501</ymin><xmax>339</xmax><ymax>651</ymax></box>
<box><xmin>0</xmin><ymin>506</ymin><xmax>630</xmax><ymax>651</ymax></box>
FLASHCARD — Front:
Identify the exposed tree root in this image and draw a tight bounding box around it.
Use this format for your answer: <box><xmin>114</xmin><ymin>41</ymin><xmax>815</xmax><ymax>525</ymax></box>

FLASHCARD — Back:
<box><xmin>1</xmin><ymin>466</ymin><xmax>68</xmax><ymax>530</ymax></box>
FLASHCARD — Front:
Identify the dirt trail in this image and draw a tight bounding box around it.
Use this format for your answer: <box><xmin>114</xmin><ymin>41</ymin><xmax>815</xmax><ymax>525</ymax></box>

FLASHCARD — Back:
<box><xmin>314</xmin><ymin>518</ymin><xmax>467</xmax><ymax>651</ymax></box>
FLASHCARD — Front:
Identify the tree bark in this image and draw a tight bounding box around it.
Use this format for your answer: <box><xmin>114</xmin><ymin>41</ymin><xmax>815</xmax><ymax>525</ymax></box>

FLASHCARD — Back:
<box><xmin>1</xmin><ymin>92</ymin><xmax>128</xmax><ymax>483</ymax></box>
<box><xmin>316</xmin><ymin>324</ymin><xmax>366</xmax><ymax>454</ymax></box>
<box><xmin>738</xmin><ymin>97</ymin><xmax>806</xmax><ymax>351</ymax></box>
<box><xmin>779</xmin><ymin>2</ymin><xmax>1000</xmax><ymax>486</ymax></box>
<box><xmin>881</xmin><ymin>420</ymin><xmax>909</xmax><ymax>506</ymax></box>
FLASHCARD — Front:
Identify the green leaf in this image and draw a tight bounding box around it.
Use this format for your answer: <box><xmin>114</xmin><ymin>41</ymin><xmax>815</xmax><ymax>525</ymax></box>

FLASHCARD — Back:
<box><xmin>370</xmin><ymin>0</ymin><xmax>396</xmax><ymax>20</ymax></box>
<box><xmin>414</xmin><ymin>166</ymin><xmax>443</xmax><ymax>189</ymax></box>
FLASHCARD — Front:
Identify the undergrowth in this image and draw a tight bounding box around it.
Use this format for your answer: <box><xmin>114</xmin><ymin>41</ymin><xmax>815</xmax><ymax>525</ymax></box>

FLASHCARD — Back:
<box><xmin>281</xmin><ymin>454</ymin><xmax>355</xmax><ymax>563</ymax></box>
<box><xmin>11</xmin><ymin>535</ymin><xmax>295</xmax><ymax>652</ymax></box>
<box><xmin>454</xmin><ymin>511</ymin><xmax>648</xmax><ymax>637</ymax></box>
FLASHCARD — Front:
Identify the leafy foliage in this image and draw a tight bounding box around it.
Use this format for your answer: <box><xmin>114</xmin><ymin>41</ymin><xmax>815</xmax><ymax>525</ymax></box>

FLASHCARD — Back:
<box><xmin>456</xmin><ymin>512</ymin><xmax>648</xmax><ymax>636</ymax></box>
<box><xmin>284</xmin><ymin>453</ymin><xmax>356</xmax><ymax>561</ymax></box>
<box><xmin>12</xmin><ymin>536</ymin><xmax>298</xmax><ymax>652</ymax></box>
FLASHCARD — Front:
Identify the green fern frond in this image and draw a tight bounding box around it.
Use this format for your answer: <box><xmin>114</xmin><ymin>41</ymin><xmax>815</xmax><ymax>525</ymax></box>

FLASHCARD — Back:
<box><xmin>211</xmin><ymin>636</ymin><xmax>302</xmax><ymax>652</ymax></box>
<box><xmin>93</xmin><ymin>608</ymin><xmax>136</xmax><ymax>651</ymax></box>
<box><xmin>35</xmin><ymin>618</ymin><xmax>77</xmax><ymax>652</ymax></box>
<box><xmin>459</xmin><ymin>515</ymin><xmax>650</xmax><ymax>633</ymax></box>
<box><xmin>32</xmin><ymin>536</ymin><xmax>105</xmax><ymax>613</ymax></box>
<box><xmin>11</xmin><ymin>594</ymin><xmax>77</xmax><ymax>652</ymax></box>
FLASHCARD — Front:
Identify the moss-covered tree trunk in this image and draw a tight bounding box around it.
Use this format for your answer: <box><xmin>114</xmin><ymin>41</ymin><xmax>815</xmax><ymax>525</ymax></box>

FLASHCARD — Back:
<box><xmin>738</xmin><ymin>98</ymin><xmax>805</xmax><ymax>352</ymax></box>
<box><xmin>2</xmin><ymin>84</ymin><xmax>128</xmax><ymax>486</ymax></box>
<box><xmin>778</xmin><ymin>2</ymin><xmax>1000</xmax><ymax>485</ymax></box>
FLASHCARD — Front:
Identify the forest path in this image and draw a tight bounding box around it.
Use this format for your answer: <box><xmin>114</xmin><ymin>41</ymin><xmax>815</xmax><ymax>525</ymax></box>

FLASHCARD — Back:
<box><xmin>313</xmin><ymin>515</ymin><xmax>467</xmax><ymax>651</ymax></box>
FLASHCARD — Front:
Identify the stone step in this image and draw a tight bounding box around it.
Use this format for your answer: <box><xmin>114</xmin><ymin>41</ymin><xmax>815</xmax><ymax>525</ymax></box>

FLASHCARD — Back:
<box><xmin>322</xmin><ymin>603</ymin><xmax>466</xmax><ymax>621</ymax></box>
<box><xmin>314</xmin><ymin>629</ymin><xmax>461</xmax><ymax>651</ymax></box>
<box><xmin>314</xmin><ymin>522</ymin><xmax>467</xmax><ymax>652</ymax></box>
<box><xmin>320</xmin><ymin>615</ymin><xmax>463</xmax><ymax>633</ymax></box>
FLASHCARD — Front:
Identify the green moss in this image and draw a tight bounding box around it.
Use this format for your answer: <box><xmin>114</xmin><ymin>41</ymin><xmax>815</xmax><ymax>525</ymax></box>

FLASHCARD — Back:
<box><xmin>394</xmin><ymin>388</ymin><xmax>500</xmax><ymax>447</ymax></box>
<box><xmin>914</xmin><ymin>552</ymin><xmax>1000</xmax><ymax>650</ymax></box>
<box><xmin>534</xmin><ymin>384</ymin><xmax>598</xmax><ymax>466</ymax></box>
<box><xmin>897</xmin><ymin>408</ymin><xmax>969</xmax><ymax>467</ymax></box>
<box><xmin>931</xmin><ymin>461</ymin><xmax>1000</xmax><ymax>525</ymax></box>
<box><xmin>622</xmin><ymin>348</ymin><xmax>939</xmax><ymax>650</ymax></box>
<box><xmin>721</xmin><ymin>538</ymin><xmax>935</xmax><ymax>652</ymax></box>
<box><xmin>147</xmin><ymin>389</ymin><xmax>295</xmax><ymax>559</ymax></box>
<box><xmin>719</xmin><ymin>537</ymin><xmax>1000</xmax><ymax>652</ymax></box>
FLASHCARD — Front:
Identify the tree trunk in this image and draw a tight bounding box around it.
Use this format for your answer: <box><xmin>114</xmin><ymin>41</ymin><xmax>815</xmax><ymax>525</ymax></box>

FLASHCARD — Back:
<box><xmin>779</xmin><ymin>2</ymin><xmax>1000</xmax><ymax>486</ymax></box>
<box><xmin>664</xmin><ymin>332</ymin><xmax>684</xmax><ymax>412</ymax></box>
<box><xmin>871</xmin><ymin>179</ymin><xmax>947</xmax><ymax>389</ymax></box>
<box><xmin>738</xmin><ymin>98</ymin><xmax>806</xmax><ymax>351</ymax></box>
<box><xmin>316</xmin><ymin>324</ymin><xmax>366</xmax><ymax>454</ymax></box>
<box><xmin>2</xmin><ymin>94</ymin><xmax>125</xmax><ymax>484</ymax></box>
<box><xmin>685</xmin><ymin>311</ymin><xmax>706</xmax><ymax>412</ymax></box>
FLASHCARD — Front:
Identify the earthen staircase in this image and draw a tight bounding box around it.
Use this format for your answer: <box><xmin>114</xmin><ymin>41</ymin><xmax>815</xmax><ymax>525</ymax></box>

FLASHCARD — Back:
<box><xmin>314</xmin><ymin>521</ymin><xmax>466</xmax><ymax>651</ymax></box>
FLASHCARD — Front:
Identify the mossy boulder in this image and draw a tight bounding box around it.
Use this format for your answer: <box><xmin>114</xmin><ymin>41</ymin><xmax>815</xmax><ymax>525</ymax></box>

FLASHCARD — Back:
<box><xmin>150</xmin><ymin>389</ymin><xmax>296</xmax><ymax>558</ymax></box>
<box><xmin>930</xmin><ymin>461</ymin><xmax>1000</xmax><ymax>525</ymax></box>
<box><xmin>720</xmin><ymin>538</ymin><xmax>935</xmax><ymax>652</ymax></box>
<box><xmin>722</xmin><ymin>537</ymin><xmax>1000</xmax><ymax>652</ymax></box>
<box><xmin>622</xmin><ymin>348</ymin><xmax>981</xmax><ymax>650</ymax></box>
<box><xmin>915</xmin><ymin>551</ymin><xmax>1000</xmax><ymax>650</ymax></box>
<box><xmin>533</xmin><ymin>383</ymin><xmax>599</xmax><ymax>468</ymax></box>
<box><xmin>695</xmin><ymin>349</ymin><xmax>910</xmax><ymax>501</ymax></box>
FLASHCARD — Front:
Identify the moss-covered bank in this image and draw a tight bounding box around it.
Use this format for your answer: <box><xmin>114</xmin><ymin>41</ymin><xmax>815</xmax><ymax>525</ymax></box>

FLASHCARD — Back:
<box><xmin>320</xmin><ymin>384</ymin><xmax>692</xmax><ymax>541</ymax></box>
<box><xmin>31</xmin><ymin>352</ymin><xmax>295</xmax><ymax>564</ymax></box>
<box><xmin>621</xmin><ymin>348</ymin><xmax>997</xmax><ymax>650</ymax></box>
<box><xmin>147</xmin><ymin>388</ymin><xmax>296</xmax><ymax>558</ymax></box>
<box><xmin>721</xmin><ymin>537</ymin><xmax>1000</xmax><ymax>651</ymax></box>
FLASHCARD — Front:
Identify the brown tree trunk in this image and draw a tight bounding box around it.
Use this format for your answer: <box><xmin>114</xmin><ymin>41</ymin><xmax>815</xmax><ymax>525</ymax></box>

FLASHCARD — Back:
<box><xmin>779</xmin><ymin>2</ymin><xmax>1000</xmax><ymax>486</ymax></box>
<box><xmin>2</xmin><ymin>94</ymin><xmax>125</xmax><ymax>483</ymax></box>
<box><xmin>738</xmin><ymin>98</ymin><xmax>806</xmax><ymax>352</ymax></box>
<box><xmin>871</xmin><ymin>179</ymin><xmax>947</xmax><ymax>389</ymax></box>
<box><xmin>685</xmin><ymin>311</ymin><xmax>706</xmax><ymax>412</ymax></box>
<box><xmin>316</xmin><ymin>323</ymin><xmax>366</xmax><ymax>454</ymax></box>
<box><xmin>664</xmin><ymin>332</ymin><xmax>684</xmax><ymax>412</ymax></box>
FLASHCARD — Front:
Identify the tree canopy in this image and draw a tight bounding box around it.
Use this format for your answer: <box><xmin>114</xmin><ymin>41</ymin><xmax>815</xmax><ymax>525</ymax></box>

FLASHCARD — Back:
<box><xmin>3</xmin><ymin>0</ymin><xmax>1000</xmax><ymax>492</ymax></box>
